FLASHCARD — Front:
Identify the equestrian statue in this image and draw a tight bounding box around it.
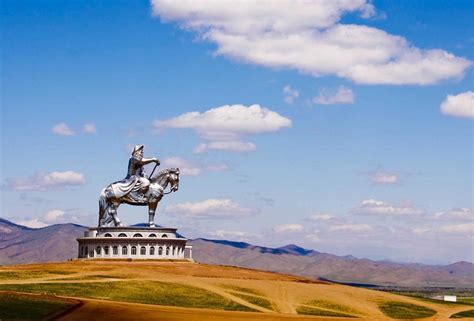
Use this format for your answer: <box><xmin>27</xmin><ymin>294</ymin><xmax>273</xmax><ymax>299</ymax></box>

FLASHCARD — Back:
<box><xmin>98</xmin><ymin>144</ymin><xmax>180</xmax><ymax>227</ymax></box>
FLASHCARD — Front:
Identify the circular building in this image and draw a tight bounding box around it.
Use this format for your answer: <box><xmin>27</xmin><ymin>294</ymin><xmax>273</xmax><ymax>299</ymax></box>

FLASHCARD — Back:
<box><xmin>77</xmin><ymin>226</ymin><xmax>192</xmax><ymax>260</ymax></box>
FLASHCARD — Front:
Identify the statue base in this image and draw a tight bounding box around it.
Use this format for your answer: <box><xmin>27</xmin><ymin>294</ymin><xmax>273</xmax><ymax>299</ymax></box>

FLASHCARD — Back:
<box><xmin>77</xmin><ymin>226</ymin><xmax>193</xmax><ymax>260</ymax></box>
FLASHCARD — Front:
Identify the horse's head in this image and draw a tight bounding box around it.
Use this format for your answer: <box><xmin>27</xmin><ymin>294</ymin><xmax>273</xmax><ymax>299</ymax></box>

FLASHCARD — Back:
<box><xmin>150</xmin><ymin>168</ymin><xmax>180</xmax><ymax>194</ymax></box>
<box><xmin>168</xmin><ymin>168</ymin><xmax>180</xmax><ymax>192</ymax></box>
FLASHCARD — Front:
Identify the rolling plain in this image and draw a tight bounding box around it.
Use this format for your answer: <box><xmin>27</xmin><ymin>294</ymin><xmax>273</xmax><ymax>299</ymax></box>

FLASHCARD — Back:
<box><xmin>1</xmin><ymin>260</ymin><xmax>473</xmax><ymax>320</ymax></box>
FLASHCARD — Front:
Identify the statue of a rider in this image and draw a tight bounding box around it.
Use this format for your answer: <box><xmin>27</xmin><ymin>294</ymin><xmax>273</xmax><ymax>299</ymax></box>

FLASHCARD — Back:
<box><xmin>110</xmin><ymin>144</ymin><xmax>160</xmax><ymax>204</ymax></box>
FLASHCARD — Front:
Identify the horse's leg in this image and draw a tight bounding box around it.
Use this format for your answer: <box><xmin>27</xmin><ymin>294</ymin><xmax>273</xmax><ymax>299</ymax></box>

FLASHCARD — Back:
<box><xmin>98</xmin><ymin>190</ymin><xmax>108</xmax><ymax>227</ymax></box>
<box><xmin>148</xmin><ymin>201</ymin><xmax>157</xmax><ymax>227</ymax></box>
<box><xmin>148</xmin><ymin>195</ymin><xmax>162</xmax><ymax>227</ymax></box>
<box><xmin>109</xmin><ymin>203</ymin><xmax>123</xmax><ymax>227</ymax></box>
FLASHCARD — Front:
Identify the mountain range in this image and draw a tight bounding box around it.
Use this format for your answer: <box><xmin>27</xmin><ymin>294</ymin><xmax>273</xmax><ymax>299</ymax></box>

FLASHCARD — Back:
<box><xmin>0</xmin><ymin>219</ymin><xmax>472</xmax><ymax>287</ymax></box>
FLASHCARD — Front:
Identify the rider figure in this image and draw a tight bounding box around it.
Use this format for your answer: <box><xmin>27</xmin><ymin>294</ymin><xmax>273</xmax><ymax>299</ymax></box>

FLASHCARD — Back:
<box><xmin>127</xmin><ymin>144</ymin><xmax>160</xmax><ymax>202</ymax></box>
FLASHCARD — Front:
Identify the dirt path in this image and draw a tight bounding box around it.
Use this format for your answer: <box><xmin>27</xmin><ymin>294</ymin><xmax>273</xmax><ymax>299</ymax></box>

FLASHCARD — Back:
<box><xmin>275</xmin><ymin>281</ymin><xmax>296</xmax><ymax>314</ymax></box>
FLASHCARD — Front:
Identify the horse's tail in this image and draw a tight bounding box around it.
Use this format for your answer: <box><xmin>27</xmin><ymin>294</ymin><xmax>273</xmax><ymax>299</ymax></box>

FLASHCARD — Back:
<box><xmin>98</xmin><ymin>188</ymin><xmax>108</xmax><ymax>226</ymax></box>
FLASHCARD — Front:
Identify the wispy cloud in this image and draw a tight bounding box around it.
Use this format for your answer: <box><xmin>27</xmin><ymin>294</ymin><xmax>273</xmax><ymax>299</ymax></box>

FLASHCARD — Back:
<box><xmin>434</xmin><ymin>208</ymin><xmax>473</xmax><ymax>221</ymax></box>
<box><xmin>352</xmin><ymin>199</ymin><xmax>425</xmax><ymax>216</ymax></box>
<box><xmin>313</xmin><ymin>86</ymin><xmax>354</xmax><ymax>105</ymax></box>
<box><xmin>370</xmin><ymin>171</ymin><xmax>399</xmax><ymax>184</ymax></box>
<box><xmin>51</xmin><ymin>123</ymin><xmax>75</xmax><ymax>136</ymax></box>
<box><xmin>193</xmin><ymin>141</ymin><xmax>256</xmax><ymax>154</ymax></box>
<box><xmin>163</xmin><ymin>157</ymin><xmax>229</xmax><ymax>176</ymax></box>
<box><xmin>283</xmin><ymin>85</ymin><xmax>299</xmax><ymax>104</ymax></box>
<box><xmin>440</xmin><ymin>91</ymin><xmax>474</xmax><ymax>119</ymax></box>
<box><xmin>273</xmin><ymin>223</ymin><xmax>303</xmax><ymax>233</ymax></box>
<box><xmin>83</xmin><ymin>123</ymin><xmax>97</xmax><ymax>134</ymax></box>
<box><xmin>5</xmin><ymin>171</ymin><xmax>86</xmax><ymax>191</ymax></box>
<box><xmin>329</xmin><ymin>223</ymin><xmax>373</xmax><ymax>232</ymax></box>
<box><xmin>164</xmin><ymin>198</ymin><xmax>258</xmax><ymax>219</ymax></box>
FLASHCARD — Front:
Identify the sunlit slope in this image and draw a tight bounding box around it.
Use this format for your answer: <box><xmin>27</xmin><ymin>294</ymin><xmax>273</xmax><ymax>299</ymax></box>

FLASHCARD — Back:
<box><xmin>0</xmin><ymin>261</ymin><xmax>471</xmax><ymax>320</ymax></box>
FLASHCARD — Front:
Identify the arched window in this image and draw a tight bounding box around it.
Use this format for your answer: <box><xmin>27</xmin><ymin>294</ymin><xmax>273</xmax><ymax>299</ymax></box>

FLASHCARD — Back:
<box><xmin>96</xmin><ymin>246</ymin><xmax>101</xmax><ymax>255</ymax></box>
<box><xmin>131</xmin><ymin>246</ymin><xmax>137</xmax><ymax>255</ymax></box>
<box><xmin>104</xmin><ymin>246</ymin><xmax>109</xmax><ymax>255</ymax></box>
<box><xmin>104</xmin><ymin>233</ymin><xmax>112</xmax><ymax>237</ymax></box>
<box><xmin>166</xmin><ymin>247</ymin><xmax>170</xmax><ymax>256</ymax></box>
<box><xmin>140</xmin><ymin>246</ymin><xmax>146</xmax><ymax>255</ymax></box>
<box><xmin>150</xmin><ymin>246</ymin><xmax>155</xmax><ymax>255</ymax></box>
<box><xmin>118</xmin><ymin>233</ymin><xmax>127</xmax><ymax>237</ymax></box>
<box><xmin>113</xmin><ymin>246</ymin><xmax>118</xmax><ymax>255</ymax></box>
<box><xmin>149</xmin><ymin>233</ymin><xmax>157</xmax><ymax>237</ymax></box>
<box><xmin>158</xmin><ymin>247</ymin><xmax>163</xmax><ymax>256</ymax></box>
<box><xmin>85</xmin><ymin>246</ymin><xmax>89</xmax><ymax>256</ymax></box>
<box><xmin>162</xmin><ymin>234</ymin><xmax>168</xmax><ymax>238</ymax></box>
<box><xmin>133</xmin><ymin>233</ymin><xmax>143</xmax><ymax>237</ymax></box>
<box><xmin>122</xmin><ymin>246</ymin><xmax>128</xmax><ymax>255</ymax></box>
<box><xmin>172</xmin><ymin>247</ymin><xmax>175</xmax><ymax>256</ymax></box>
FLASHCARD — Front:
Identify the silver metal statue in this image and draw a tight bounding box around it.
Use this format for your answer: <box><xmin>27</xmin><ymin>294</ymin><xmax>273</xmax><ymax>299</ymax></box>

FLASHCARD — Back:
<box><xmin>98</xmin><ymin>144</ymin><xmax>180</xmax><ymax>227</ymax></box>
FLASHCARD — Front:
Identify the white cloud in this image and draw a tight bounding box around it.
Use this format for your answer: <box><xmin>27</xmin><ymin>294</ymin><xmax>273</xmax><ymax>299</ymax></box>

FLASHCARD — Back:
<box><xmin>164</xmin><ymin>157</ymin><xmax>203</xmax><ymax>176</ymax></box>
<box><xmin>307</xmin><ymin>213</ymin><xmax>335</xmax><ymax>221</ymax></box>
<box><xmin>164</xmin><ymin>198</ymin><xmax>258</xmax><ymax>219</ymax></box>
<box><xmin>210</xmin><ymin>229</ymin><xmax>250</xmax><ymax>239</ymax></box>
<box><xmin>6</xmin><ymin>171</ymin><xmax>86</xmax><ymax>191</ymax></box>
<box><xmin>412</xmin><ymin>227</ymin><xmax>430</xmax><ymax>235</ymax></box>
<box><xmin>329</xmin><ymin>223</ymin><xmax>372</xmax><ymax>232</ymax></box>
<box><xmin>435</xmin><ymin>208</ymin><xmax>473</xmax><ymax>221</ymax></box>
<box><xmin>440</xmin><ymin>91</ymin><xmax>474</xmax><ymax>119</ymax></box>
<box><xmin>163</xmin><ymin>157</ymin><xmax>229</xmax><ymax>176</ymax></box>
<box><xmin>205</xmin><ymin>164</ymin><xmax>230</xmax><ymax>172</ymax></box>
<box><xmin>353</xmin><ymin>199</ymin><xmax>424</xmax><ymax>216</ymax></box>
<box><xmin>440</xmin><ymin>223</ymin><xmax>474</xmax><ymax>234</ymax></box>
<box><xmin>155</xmin><ymin>104</ymin><xmax>291</xmax><ymax>141</ymax></box>
<box><xmin>51</xmin><ymin>123</ymin><xmax>75</xmax><ymax>136</ymax></box>
<box><xmin>43</xmin><ymin>209</ymin><xmax>65</xmax><ymax>222</ymax></box>
<box><xmin>151</xmin><ymin>0</ymin><xmax>471</xmax><ymax>85</ymax></box>
<box><xmin>305</xmin><ymin>233</ymin><xmax>321</xmax><ymax>242</ymax></box>
<box><xmin>371</xmin><ymin>171</ymin><xmax>399</xmax><ymax>184</ymax></box>
<box><xmin>193</xmin><ymin>141</ymin><xmax>256</xmax><ymax>154</ymax></box>
<box><xmin>283</xmin><ymin>85</ymin><xmax>299</xmax><ymax>104</ymax></box>
<box><xmin>155</xmin><ymin>104</ymin><xmax>290</xmax><ymax>154</ymax></box>
<box><xmin>273</xmin><ymin>224</ymin><xmax>303</xmax><ymax>233</ymax></box>
<box><xmin>83</xmin><ymin>123</ymin><xmax>97</xmax><ymax>134</ymax></box>
<box><xmin>313</xmin><ymin>86</ymin><xmax>354</xmax><ymax>105</ymax></box>
<box><xmin>16</xmin><ymin>218</ymin><xmax>47</xmax><ymax>229</ymax></box>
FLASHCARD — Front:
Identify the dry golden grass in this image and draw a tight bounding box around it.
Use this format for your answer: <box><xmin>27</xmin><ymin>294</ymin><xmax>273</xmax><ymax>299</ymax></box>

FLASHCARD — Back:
<box><xmin>0</xmin><ymin>260</ymin><xmax>471</xmax><ymax>320</ymax></box>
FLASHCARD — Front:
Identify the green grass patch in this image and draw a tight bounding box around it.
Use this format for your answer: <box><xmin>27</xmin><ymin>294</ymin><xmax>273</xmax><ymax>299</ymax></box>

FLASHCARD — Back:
<box><xmin>0</xmin><ymin>292</ymin><xmax>75</xmax><ymax>320</ymax></box>
<box><xmin>459</xmin><ymin>298</ymin><xmax>474</xmax><ymax>305</ymax></box>
<box><xmin>379</xmin><ymin>301</ymin><xmax>436</xmax><ymax>319</ymax></box>
<box><xmin>230</xmin><ymin>292</ymin><xmax>274</xmax><ymax>311</ymax></box>
<box><xmin>0</xmin><ymin>281</ymin><xmax>256</xmax><ymax>312</ymax></box>
<box><xmin>451</xmin><ymin>309</ymin><xmax>474</xmax><ymax>318</ymax></box>
<box><xmin>306</xmin><ymin>299</ymin><xmax>359</xmax><ymax>314</ymax></box>
<box><xmin>0</xmin><ymin>270</ymin><xmax>74</xmax><ymax>280</ymax></box>
<box><xmin>296</xmin><ymin>306</ymin><xmax>357</xmax><ymax>318</ymax></box>
<box><xmin>219</xmin><ymin>284</ymin><xmax>263</xmax><ymax>296</ymax></box>
<box><xmin>394</xmin><ymin>292</ymin><xmax>474</xmax><ymax>307</ymax></box>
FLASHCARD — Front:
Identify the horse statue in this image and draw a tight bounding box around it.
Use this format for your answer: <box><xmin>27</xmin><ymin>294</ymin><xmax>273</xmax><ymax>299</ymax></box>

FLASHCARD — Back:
<box><xmin>98</xmin><ymin>168</ymin><xmax>180</xmax><ymax>227</ymax></box>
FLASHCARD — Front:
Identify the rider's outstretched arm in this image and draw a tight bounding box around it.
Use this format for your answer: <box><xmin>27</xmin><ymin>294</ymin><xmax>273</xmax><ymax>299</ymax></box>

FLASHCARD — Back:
<box><xmin>140</xmin><ymin>157</ymin><xmax>160</xmax><ymax>166</ymax></box>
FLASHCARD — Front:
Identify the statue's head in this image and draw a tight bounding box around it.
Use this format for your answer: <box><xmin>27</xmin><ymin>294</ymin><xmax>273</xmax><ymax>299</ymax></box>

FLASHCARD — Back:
<box><xmin>132</xmin><ymin>144</ymin><xmax>144</xmax><ymax>158</ymax></box>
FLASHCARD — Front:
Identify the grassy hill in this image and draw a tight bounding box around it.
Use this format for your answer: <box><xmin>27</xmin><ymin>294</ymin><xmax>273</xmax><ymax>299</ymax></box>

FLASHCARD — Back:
<box><xmin>0</xmin><ymin>260</ymin><xmax>473</xmax><ymax>320</ymax></box>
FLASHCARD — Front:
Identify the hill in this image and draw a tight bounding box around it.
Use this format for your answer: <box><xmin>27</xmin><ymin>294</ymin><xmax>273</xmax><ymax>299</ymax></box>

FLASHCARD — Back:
<box><xmin>191</xmin><ymin>238</ymin><xmax>473</xmax><ymax>287</ymax></box>
<box><xmin>1</xmin><ymin>260</ymin><xmax>472</xmax><ymax>320</ymax></box>
<box><xmin>0</xmin><ymin>219</ymin><xmax>472</xmax><ymax>287</ymax></box>
<box><xmin>0</xmin><ymin>218</ymin><xmax>86</xmax><ymax>265</ymax></box>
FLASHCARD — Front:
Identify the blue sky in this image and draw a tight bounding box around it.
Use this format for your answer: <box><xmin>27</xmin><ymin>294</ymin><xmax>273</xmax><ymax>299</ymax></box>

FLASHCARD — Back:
<box><xmin>1</xmin><ymin>0</ymin><xmax>473</xmax><ymax>264</ymax></box>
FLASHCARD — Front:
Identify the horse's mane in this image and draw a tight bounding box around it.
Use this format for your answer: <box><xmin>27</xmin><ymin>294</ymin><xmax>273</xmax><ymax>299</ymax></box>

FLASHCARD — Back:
<box><xmin>151</xmin><ymin>168</ymin><xmax>179</xmax><ymax>180</ymax></box>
